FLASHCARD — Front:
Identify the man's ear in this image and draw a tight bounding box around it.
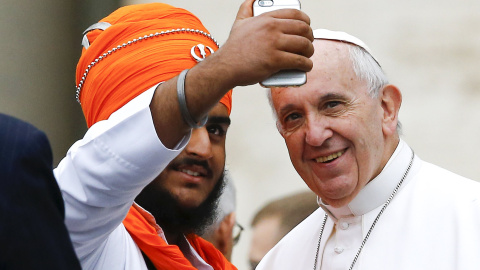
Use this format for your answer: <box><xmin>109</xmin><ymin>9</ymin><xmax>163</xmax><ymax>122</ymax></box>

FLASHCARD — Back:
<box><xmin>380</xmin><ymin>84</ymin><xmax>402</xmax><ymax>136</ymax></box>
<box><xmin>276</xmin><ymin>121</ymin><xmax>285</xmax><ymax>137</ymax></box>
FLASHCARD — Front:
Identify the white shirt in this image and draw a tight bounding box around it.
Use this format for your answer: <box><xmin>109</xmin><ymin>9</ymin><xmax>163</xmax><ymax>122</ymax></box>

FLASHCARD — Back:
<box><xmin>55</xmin><ymin>86</ymin><xmax>212</xmax><ymax>270</ymax></box>
<box><xmin>257</xmin><ymin>140</ymin><xmax>480</xmax><ymax>270</ymax></box>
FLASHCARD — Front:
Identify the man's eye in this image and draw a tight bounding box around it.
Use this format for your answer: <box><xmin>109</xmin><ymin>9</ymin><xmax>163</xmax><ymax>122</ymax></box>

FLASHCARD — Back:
<box><xmin>325</xmin><ymin>101</ymin><xmax>341</xmax><ymax>109</ymax></box>
<box><xmin>284</xmin><ymin>113</ymin><xmax>301</xmax><ymax>122</ymax></box>
<box><xmin>280</xmin><ymin>112</ymin><xmax>303</xmax><ymax>133</ymax></box>
<box><xmin>207</xmin><ymin>125</ymin><xmax>225</xmax><ymax>136</ymax></box>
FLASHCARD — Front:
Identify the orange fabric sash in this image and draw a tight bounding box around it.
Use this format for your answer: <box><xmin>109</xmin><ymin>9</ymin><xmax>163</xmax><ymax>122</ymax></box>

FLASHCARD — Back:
<box><xmin>123</xmin><ymin>205</ymin><xmax>237</xmax><ymax>270</ymax></box>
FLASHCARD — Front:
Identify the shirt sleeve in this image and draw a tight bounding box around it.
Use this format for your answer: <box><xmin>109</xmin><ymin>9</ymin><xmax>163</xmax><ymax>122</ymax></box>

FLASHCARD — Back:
<box><xmin>54</xmin><ymin>85</ymin><xmax>190</xmax><ymax>259</ymax></box>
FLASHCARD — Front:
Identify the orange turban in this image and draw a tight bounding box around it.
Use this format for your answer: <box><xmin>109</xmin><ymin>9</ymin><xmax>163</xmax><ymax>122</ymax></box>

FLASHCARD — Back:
<box><xmin>76</xmin><ymin>3</ymin><xmax>233</xmax><ymax>128</ymax></box>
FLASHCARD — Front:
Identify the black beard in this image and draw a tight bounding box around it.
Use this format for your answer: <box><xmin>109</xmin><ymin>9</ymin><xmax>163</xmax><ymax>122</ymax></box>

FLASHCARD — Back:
<box><xmin>134</xmin><ymin>171</ymin><xmax>226</xmax><ymax>236</ymax></box>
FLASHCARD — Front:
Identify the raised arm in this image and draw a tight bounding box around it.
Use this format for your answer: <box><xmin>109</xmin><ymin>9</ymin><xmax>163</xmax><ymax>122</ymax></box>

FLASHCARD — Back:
<box><xmin>150</xmin><ymin>0</ymin><xmax>314</xmax><ymax>148</ymax></box>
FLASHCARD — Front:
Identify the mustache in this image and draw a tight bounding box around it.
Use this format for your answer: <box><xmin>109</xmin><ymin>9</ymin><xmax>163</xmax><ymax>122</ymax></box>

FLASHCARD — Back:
<box><xmin>169</xmin><ymin>157</ymin><xmax>212</xmax><ymax>176</ymax></box>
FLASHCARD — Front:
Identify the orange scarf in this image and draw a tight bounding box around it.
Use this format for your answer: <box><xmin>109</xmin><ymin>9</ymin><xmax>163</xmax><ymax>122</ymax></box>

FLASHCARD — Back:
<box><xmin>123</xmin><ymin>205</ymin><xmax>237</xmax><ymax>270</ymax></box>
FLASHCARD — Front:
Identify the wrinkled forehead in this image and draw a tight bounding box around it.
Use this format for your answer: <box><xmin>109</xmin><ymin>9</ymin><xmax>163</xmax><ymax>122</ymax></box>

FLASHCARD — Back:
<box><xmin>313</xmin><ymin>29</ymin><xmax>376</xmax><ymax>60</ymax></box>
<box><xmin>311</xmin><ymin>39</ymin><xmax>352</xmax><ymax>63</ymax></box>
<box><xmin>313</xmin><ymin>28</ymin><xmax>380</xmax><ymax>67</ymax></box>
<box><xmin>269</xmin><ymin>43</ymin><xmax>366</xmax><ymax>111</ymax></box>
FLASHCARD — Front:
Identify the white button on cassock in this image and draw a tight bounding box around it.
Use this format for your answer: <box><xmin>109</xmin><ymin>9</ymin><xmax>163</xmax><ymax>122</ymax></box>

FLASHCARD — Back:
<box><xmin>339</xmin><ymin>222</ymin><xmax>349</xmax><ymax>230</ymax></box>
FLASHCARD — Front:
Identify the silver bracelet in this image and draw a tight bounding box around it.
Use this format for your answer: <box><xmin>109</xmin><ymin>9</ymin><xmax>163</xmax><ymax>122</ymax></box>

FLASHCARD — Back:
<box><xmin>177</xmin><ymin>69</ymin><xmax>208</xmax><ymax>128</ymax></box>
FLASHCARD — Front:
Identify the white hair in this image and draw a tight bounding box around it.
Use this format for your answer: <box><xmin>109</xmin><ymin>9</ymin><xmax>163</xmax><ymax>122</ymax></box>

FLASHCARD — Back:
<box><xmin>267</xmin><ymin>41</ymin><xmax>402</xmax><ymax>134</ymax></box>
<box><xmin>347</xmin><ymin>44</ymin><xmax>402</xmax><ymax>133</ymax></box>
<box><xmin>348</xmin><ymin>44</ymin><xmax>387</xmax><ymax>98</ymax></box>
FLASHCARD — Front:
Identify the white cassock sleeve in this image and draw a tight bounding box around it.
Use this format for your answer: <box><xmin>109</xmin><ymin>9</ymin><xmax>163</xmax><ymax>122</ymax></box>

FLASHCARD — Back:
<box><xmin>54</xmin><ymin>86</ymin><xmax>190</xmax><ymax>261</ymax></box>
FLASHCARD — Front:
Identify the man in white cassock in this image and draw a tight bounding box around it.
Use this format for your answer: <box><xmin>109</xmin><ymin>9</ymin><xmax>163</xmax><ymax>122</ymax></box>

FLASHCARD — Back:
<box><xmin>257</xmin><ymin>29</ymin><xmax>480</xmax><ymax>270</ymax></box>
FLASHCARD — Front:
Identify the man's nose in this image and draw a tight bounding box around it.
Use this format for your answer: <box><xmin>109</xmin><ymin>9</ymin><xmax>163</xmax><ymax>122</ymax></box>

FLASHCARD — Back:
<box><xmin>305</xmin><ymin>115</ymin><xmax>332</xmax><ymax>147</ymax></box>
<box><xmin>185</xmin><ymin>127</ymin><xmax>213</xmax><ymax>159</ymax></box>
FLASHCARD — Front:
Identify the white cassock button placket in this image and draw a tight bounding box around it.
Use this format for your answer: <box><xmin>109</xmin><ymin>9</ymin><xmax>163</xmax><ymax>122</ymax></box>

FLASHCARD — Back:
<box><xmin>321</xmin><ymin>216</ymin><xmax>362</xmax><ymax>270</ymax></box>
<box><xmin>340</xmin><ymin>222</ymin><xmax>349</xmax><ymax>230</ymax></box>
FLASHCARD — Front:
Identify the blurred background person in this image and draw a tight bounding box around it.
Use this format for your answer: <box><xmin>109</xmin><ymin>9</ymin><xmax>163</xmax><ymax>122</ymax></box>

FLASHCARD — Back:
<box><xmin>248</xmin><ymin>190</ymin><xmax>318</xmax><ymax>269</ymax></box>
<box><xmin>202</xmin><ymin>171</ymin><xmax>243</xmax><ymax>261</ymax></box>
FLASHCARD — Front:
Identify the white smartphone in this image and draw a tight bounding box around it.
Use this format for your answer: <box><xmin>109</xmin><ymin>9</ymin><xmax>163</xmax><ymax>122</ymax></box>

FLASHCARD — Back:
<box><xmin>253</xmin><ymin>0</ymin><xmax>306</xmax><ymax>88</ymax></box>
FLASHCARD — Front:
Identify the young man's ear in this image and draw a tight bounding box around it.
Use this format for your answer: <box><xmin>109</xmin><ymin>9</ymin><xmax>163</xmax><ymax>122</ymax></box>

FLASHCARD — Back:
<box><xmin>380</xmin><ymin>84</ymin><xmax>402</xmax><ymax>136</ymax></box>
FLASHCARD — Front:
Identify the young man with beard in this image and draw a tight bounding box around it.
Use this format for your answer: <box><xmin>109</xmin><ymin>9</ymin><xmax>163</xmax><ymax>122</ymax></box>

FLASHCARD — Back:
<box><xmin>54</xmin><ymin>1</ymin><xmax>314</xmax><ymax>269</ymax></box>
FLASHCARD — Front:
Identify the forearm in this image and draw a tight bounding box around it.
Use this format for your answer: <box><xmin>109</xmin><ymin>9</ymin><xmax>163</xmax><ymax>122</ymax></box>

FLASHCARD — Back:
<box><xmin>149</xmin><ymin>59</ymin><xmax>235</xmax><ymax>149</ymax></box>
<box><xmin>149</xmin><ymin>1</ymin><xmax>314</xmax><ymax>149</ymax></box>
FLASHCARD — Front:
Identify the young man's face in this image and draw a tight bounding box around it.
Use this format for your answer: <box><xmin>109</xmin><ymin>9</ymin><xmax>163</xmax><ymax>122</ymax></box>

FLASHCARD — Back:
<box><xmin>271</xmin><ymin>40</ymin><xmax>390</xmax><ymax>207</ymax></box>
<box><xmin>136</xmin><ymin>103</ymin><xmax>230</xmax><ymax>233</ymax></box>
<box><xmin>157</xmin><ymin>103</ymin><xmax>230</xmax><ymax>208</ymax></box>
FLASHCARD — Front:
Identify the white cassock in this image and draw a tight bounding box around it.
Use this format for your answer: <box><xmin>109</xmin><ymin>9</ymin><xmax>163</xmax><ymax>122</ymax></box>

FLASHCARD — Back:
<box><xmin>257</xmin><ymin>140</ymin><xmax>480</xmax><ymax>270</ymax></box>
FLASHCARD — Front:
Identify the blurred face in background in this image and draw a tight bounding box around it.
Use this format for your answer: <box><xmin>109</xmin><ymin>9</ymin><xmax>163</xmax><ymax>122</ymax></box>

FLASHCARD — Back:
<box><xmin>249</xmin><ymin>215</ymin><xmax>281</xmax><ymax>270</ymax></box>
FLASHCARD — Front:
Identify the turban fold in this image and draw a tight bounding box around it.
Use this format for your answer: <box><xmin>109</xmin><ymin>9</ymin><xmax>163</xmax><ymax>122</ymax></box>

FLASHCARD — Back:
<box><xmin>76</xmin><ymin>3</ymin><xmax>232</xmax><ymax>128</ymax></box>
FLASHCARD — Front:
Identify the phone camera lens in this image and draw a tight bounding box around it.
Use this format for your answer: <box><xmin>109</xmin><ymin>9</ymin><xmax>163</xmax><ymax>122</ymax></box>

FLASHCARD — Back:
<box><xmin>259</xmin><ymin>0</ymin><xmax>274</xmax><ymax>7</ymax></box>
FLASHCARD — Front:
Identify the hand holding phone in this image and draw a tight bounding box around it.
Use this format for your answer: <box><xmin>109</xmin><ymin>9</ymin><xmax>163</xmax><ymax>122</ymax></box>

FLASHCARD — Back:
<box><xmin>253</xmin><ymin>0</ymin><xmax>307</xmax><ymax>88</ymax></box>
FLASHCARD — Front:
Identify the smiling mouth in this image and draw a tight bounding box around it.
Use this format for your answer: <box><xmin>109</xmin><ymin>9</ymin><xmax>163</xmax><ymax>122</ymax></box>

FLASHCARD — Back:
<box><xmin>180</xmin><ymin>169</ymin><xmax>203</xmax><ymax>177</ymax></box>
<box><xmin>315</xmin><ymin>150</ymin><xmax>345</xmax><ymax>163</ymax></box>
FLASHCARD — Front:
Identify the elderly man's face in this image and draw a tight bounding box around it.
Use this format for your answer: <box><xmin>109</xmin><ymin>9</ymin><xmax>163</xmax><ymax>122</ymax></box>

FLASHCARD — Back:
<box><xmin>271</xmin><ymin>40</ymin><xmax>392</xmax><ymax>207</ymax></box>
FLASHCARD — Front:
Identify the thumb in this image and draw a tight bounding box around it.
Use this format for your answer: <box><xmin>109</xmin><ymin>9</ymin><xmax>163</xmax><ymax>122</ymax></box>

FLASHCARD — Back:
<box><xmin>236</xmin><ymin>0</ymin><xmax>255</xmax><ymax>20</ymax></box>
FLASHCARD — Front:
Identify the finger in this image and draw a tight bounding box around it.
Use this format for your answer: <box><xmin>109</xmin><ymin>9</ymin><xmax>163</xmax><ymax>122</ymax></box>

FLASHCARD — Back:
<box><xmin>236</xmin><ymin>0</ymin><xmax>256</xmax><ymax>20</ymax></box>
<box><xmin>276</xmin><ymin>35</ymin><xmax>315</xmax><ymax>59</ymax></box>
<box><xmin>253</xmin><ymin>12</ymin><xmax>313</xmax><ymax>42</ymax></box>
<box><xmin>272</xmin><ymin>51</ymin><xmax>314</xmax><ymax>73</ymax></box>
<box><xmin>275</xmin><ymin>18</ymin><xmax>314</xmax><ymax>42</ymax></box>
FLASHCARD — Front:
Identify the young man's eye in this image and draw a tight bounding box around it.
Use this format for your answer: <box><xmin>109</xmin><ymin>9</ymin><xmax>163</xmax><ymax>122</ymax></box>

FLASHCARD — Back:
<box><xmin>207</xmin><ymin>124</ymin><xmax>225</xmax><ymax>136</ymax></box>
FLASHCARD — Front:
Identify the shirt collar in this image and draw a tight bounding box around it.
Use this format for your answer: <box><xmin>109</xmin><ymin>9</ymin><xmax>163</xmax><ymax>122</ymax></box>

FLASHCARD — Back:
<box><xmin>319</xmin><ymin>139</ymin><xmax>413</xmax><ymax>220</ymax></box>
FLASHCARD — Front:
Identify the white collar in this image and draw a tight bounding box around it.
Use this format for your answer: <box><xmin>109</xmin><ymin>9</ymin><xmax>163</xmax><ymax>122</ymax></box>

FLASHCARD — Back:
<box><xmin>319</xmin><ymin>139</ymin><xmax>414</xmax><ymax>221</ymax></box>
